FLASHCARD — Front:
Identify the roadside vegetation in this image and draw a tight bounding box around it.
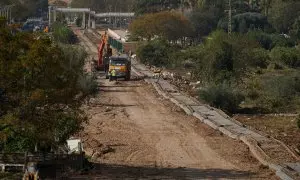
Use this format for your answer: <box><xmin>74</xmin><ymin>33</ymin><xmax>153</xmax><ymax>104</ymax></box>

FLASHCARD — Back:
<box><xmin>131</xmin><ymin>0</ymin><xmax>300</xmax><ymax>115</ymax></box>
<box><xmin>0</xmin><ymin>20</ymin><xmax>96</xmax><ymax>153</ymax></box>
<box><xmin>130</xmin><ymin>1</ymin><xmax>300</xmax><ymax>147</ymax></box>
<box><xmin>52</xmin><ymin>22</ymin><xmax>78</xmax><ymax>44</ymax></box>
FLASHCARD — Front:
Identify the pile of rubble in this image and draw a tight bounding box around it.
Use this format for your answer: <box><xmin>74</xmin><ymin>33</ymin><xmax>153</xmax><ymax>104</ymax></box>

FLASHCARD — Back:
<box><xmin>147</xmin><ymin>65</ymin><xmax>201</xmax><ymax>95</ymax></box>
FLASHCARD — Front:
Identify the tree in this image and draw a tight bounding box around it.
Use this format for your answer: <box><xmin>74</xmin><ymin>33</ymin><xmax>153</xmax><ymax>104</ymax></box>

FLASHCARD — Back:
<box><xmin>259</xmin><ymin>0</ymin><xmax>273</xmax><ymax>17</ymax></box>
<box><xmin>71</xmin><ymin>0</ymin><xmax>135</xmax><ymax>12</ymax></box>
<box><xmin>134</xmin><ymin>0</ymin><xmax>181</xmax><ymax>15</ymax></box>
<box><xmin>2</xmin><ymin>0</ymin><xmax>48</xmax><ymax>20</ymax></box>
<box><xmin>190</xmin><ymin>30</ymin><xmax>261</xmax><ymax>83</ymax></box>
<box><xmin>0</xmin><ymin>27</ymin><xmax>91</xmax><ymax>152</ymax></box>
<box><xmin>137</xmin><ymin>39</ymin><xmax>172</xmax><ymax>66</ymax></box>
<box><xmin>268</xmin><ymin>0</ymin><xmax>300</xmax><ymax>33</ymax></box>
<box><xmin>290</xmin><ymin>16</ymin><xmax>300</xmax><ymax>40</ymax></box>
<box><xmin>188</xmin><ymin>7</ymin><xmax>220</xmax><ymax>40</ymax></box>
<box><xmin>129</xmin><ymin>11</ymin><xmax>193</xmax><ymax>42</ymax></box>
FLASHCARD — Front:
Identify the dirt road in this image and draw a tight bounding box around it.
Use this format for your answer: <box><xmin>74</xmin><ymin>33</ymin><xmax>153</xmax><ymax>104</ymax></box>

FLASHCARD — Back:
<box><xmin>75</xmin><ymin>30</ymin><xmax>276</xmax><ymax>179</ymax></box>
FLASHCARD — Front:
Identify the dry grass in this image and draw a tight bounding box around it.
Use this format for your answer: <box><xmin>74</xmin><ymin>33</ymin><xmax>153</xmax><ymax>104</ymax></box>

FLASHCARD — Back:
<box><xmin>234</xmin><ymin>114</ymin><xmax>300</xmax><ymax>155</ymax></box>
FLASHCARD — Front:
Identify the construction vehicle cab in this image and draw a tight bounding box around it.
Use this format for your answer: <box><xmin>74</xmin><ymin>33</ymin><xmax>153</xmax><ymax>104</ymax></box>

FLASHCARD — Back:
<box><xmin>106</xmin><ymin>55</ymin><xmax>131</xmax><ymax>81</ymax></box>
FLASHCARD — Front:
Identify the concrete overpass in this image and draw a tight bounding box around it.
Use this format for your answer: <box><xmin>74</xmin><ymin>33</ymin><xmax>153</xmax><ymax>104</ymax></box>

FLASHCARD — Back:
<box><xmin>49</xmin><ymin>7</ymin><xmax>135</xmax><ymax>29</ymax></box>
<box><xmin>0</xmin><ymin>5</ymin><xmax>13</xmax><ymax>24</ymax></box>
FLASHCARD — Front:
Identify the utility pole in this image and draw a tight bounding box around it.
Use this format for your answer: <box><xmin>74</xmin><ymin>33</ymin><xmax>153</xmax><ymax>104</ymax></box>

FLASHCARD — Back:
<box><xmin>225</xmin><ymin>0</ymin><xmax>236</xmax><ymax>36</ymax></box>
<box><xmin>228</xmin><ymin>0</ymin><xmax>232</xmax><ymax>35</ymax></box>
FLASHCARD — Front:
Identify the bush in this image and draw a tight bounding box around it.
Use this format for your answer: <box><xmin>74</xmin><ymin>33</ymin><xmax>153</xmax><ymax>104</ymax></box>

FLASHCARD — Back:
<box><xmin>247</xmin><ymin>73</ymin><xmax>300</xmax><ymax>112</ymax></box>
<box><xmin>199</xmin><ymin>83</ymin><xmax>245</xmax><ymax>114</ymax></box>
<box><xmin>191</xmin><ymin>30</ymin><xmax>261</xmax><ymax>83</ymax></box>
<box><xmin>248</xmin><ymin>48</ymin><xmax>270</xmax><ymax>68</ymax></box>
<box><xmin>270</xmin><ymin>34</ymin><xmax>296</xmax><ymax>49</ymax></box>
<box><xmin>52</xmin><ymin>22</ymin><xmax>78</xmax><ymax>44</ymax></box>
<box><xmin>76</xmin><ymin>17</ymin><xmax>82</xmax><ymax>27</ymax></box>
<box><xmin>270</xmin><ymin>47</ymin><xmax>300</xmax><ymax>68</ymax></box>
<box><xmin>137</xmin><ymin>39</ymin><xmax>176</xmax><ymax>67</ymax></box>
<box><xmin>247</xmin><ymin>31</ymin><xmax>296</xmax><ymax>50</ymax></box>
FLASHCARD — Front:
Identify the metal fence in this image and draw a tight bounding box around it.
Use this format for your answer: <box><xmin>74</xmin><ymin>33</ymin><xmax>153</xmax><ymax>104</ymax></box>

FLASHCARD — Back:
<box><xmin>108</xmin><ymin>36</ymin><xmax>123</xmax><ymax>52</ymax></box>
<box><xmin>0</xmin><ymin>152</ymin><xmax>84</xmax><ymax>173</ymax></box>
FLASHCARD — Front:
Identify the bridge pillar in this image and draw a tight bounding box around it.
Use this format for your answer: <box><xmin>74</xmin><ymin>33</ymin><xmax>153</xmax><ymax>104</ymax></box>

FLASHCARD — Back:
<box><xmin>7</xmin><ymin>8</ymin><xmax>9</xmax><ymax>23</ymax></box>
<box><xmin>9</xmin><ymin>7</ymin><xmax>11</xmax><ymax>23</ymax></box>
<box><xmin>82</xmin><ymin>12</ymin><xmax>86</xmax><ymax>28</ymax></box>
<box><xmin>88</xmin><ymin>13</ymin><xmax>91</xmax><ymax>28</ymax></box>
<box><xmin>48</xmin><ymin>6</ymin><xmax>51</xmax><ymax>27</ymax></box>
<box><xmin>92</xmin><ymin>18</ymin><xmax>95</xmax><ymax>29</ymax></box>
<box><xmin>53</xmin><ymin>10</ymin><xmax>57</xmax><ymax>22</ymax></box>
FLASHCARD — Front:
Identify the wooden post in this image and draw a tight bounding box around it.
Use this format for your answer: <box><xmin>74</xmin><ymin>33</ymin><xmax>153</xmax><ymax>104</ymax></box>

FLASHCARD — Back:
<box><xmin>78</xmin><ymin>142</ymin><xmax>84</xmax><ymax>169</ymax></box>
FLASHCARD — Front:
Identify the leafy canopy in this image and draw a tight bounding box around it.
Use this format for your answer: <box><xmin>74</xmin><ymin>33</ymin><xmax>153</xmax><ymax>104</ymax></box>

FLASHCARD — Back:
<box><xmin>0</xmin><ymin>28</ymin><xmax>89</xmax><ymax>152</ymax></box>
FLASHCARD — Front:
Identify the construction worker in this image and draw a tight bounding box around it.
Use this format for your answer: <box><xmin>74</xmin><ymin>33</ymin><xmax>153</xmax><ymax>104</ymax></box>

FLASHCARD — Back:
<box><xmin>43</xmin><ymin>26</ymin><xmax>49</xmax><ymax>33</ymax></box>
<box><xmin>110</xmin><ymin>69</ymin><xmax>116</xmax><ymax>81</ymax></box>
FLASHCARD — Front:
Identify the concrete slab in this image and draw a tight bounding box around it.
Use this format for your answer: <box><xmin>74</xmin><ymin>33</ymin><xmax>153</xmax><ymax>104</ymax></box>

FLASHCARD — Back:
<box><xmin>158</xmin><ymin>80</ymin><xmax>177</xmax><ymax>92</ymax></box>
<box><xmin>226</xmin><ymin>125</ymin><xmax>265</xmax><ymax>140</ymax></box>
<box><xmin>285</xmin><ymin>163</ymin><xmax>300</xmax><ymax>175</ymax></box>
<box><xmin>191</xmin><ymin>106</ymin><xmax>212</xmax><ymax>114</ymax></box>
<box><xmin>170</xmin><ymin>94</ymin><xmax>198</xmax><ymax>106</ymax></box>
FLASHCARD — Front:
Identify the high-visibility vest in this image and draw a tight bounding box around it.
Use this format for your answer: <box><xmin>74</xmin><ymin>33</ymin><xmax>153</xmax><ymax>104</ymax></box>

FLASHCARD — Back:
<box><xmin>44</xmin><ymin>26</ymin><xmax>49</xmax><ymax>33</ymax></box>
<box><xmin>111</xmin><ymin>70</ymin><xmax>116</xmax><ymax>76</ymax></box>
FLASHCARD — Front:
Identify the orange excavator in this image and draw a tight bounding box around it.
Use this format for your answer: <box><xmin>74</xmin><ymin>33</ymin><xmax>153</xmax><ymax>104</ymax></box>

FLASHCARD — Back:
<box><xmin>97</xmin><ymin>31</ymin><xmax>112</xmax><ymax>71</ymax></box>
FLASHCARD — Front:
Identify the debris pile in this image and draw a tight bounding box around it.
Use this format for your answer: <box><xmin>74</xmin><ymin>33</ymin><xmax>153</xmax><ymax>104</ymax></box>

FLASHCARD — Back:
<box><xmin>147</xmin><ymin>65</ymin><xmax>201</xmax><ymax>96</ymax></box>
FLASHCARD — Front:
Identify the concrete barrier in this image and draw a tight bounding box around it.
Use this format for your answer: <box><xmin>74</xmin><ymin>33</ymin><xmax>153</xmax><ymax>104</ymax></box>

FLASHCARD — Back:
<box><xmin>169</xmin><ymin>97</ymin><xmax>193</xmax><ymax>115</ymax></box>
<box><xmin>203</xmin><ymin>119</ymin><xmax>219</xmax><ymax>130</ymax></box>
<box><xmin>192</xmin><ymin>112</ymin><xmax>205</xmax><ymax>122</ymax></box>
<box><xmin>240</xmin><ymin>136</ymin><xmax>295</xmax><ymax>180</ymax></box>
<box><xmin>218</xmin><ymin>127</ymin><xmax>239</xmax><ymax>139</ymax></box>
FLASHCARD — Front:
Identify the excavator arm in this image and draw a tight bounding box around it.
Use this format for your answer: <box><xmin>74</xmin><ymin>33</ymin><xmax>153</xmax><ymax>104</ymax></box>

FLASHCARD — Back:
<box><xmin>97</xmin><ymin>32</ymin><xmax>108</xmax><ymax>70</ymax></box>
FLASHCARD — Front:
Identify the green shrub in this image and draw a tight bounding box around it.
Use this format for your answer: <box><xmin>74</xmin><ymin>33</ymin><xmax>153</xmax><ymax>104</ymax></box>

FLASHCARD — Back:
<box><xmin>52</xmin><ymin>22</ymin><xmax>78</xmax><ymax>44</ymax></box>
<box><xmin>249</xmin><ymin>48</ymin><xmax>270</xmax><ymax>68</ymax></box>
<box><xmin>270</xmin><ymin>34</ymin><xmax>296</xmax><ymax>49</ymax></box>
<box><xmin>137</xmin><ymin>39</ymin><xmax>176</xmax><ymax>67</ymax></box>
<box><xmin>270</xmin><ymin>47</ymin><xmax>300</xmax><ymax>68</ymax></box>
<box><xmin>247</xmin><ymin>73</ymin><xmax>300</xmax><ymax>112</ymax></box>
<box><xmin>247</xmin><ymin>31</ymin><xmax>296</xmax><ymax>50</ymax></box>
<box><xmin>199</xmin><ymin>83</ymin><xmax>245</xmax><ymax>113</ymax></box>
<box><xmin>76</xmin><ymin>17</ymin><xmax>82</xmax><ymax>27</ymax></box>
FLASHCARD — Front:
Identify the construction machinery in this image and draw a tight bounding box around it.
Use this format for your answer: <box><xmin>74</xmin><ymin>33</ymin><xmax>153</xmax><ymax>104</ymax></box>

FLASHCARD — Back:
<box><xmin>97</xmin><ymin>31</ymin><xmax>112</xmax><ymax>71</ymax></box>
<box><xmin>106</xmin><ymin>55</ymin><xmax>131</xmax><ymax>81</ymax></box>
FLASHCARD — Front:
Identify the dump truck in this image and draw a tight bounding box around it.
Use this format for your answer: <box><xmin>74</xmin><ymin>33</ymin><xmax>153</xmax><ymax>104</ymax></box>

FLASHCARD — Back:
<box><xmin>106</xmin><ymin>55</ymin><xmax>131</xmax><ymax>81</ymax></box>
